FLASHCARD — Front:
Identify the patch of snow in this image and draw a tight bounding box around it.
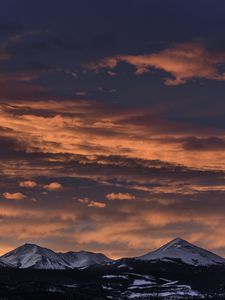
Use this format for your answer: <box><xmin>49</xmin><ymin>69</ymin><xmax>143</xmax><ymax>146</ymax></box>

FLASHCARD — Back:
<box><xmin>127</xmin><ymin>287</ymin><xmax>203</xmax><ymax>299</ymax></box>
<box><xmin>60</xmin><ymin>250</ymin><xmax>111</xmax><ymax>268</ymax></box>
<box><xmin>132</xmin><ymin>279</ymin><xmax>154</xmax><ymax>286</ymax></box>
<box><xmin>102</xmin><ymin>275</ymin><xmax>128</xmax><ymax>279</ymax></box>
<box><xmin>117</xmin><ymin>264</ymin><xmax>128</xmax><ymax>268</ymax></box>
<box><xmin>102</xmin><ymin>285</ymin><xmax>113</xmax><ymax>290</ymax></box>
<box><xmin>64</xmin><ymin>284</ymin><xmax>77</xmax><ymax>288</ymax></box>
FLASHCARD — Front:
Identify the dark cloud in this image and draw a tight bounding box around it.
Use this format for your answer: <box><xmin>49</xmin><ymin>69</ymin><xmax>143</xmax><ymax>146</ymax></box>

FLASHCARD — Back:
<box><xmin>0</xmin><ymin>134</ymin><xmax>26</xmax><ymax>158</ymax></box>
<box><xmin>183</xmin><ymin>136</ymin><xmax>225</xmax><ymax>151</ymax></box>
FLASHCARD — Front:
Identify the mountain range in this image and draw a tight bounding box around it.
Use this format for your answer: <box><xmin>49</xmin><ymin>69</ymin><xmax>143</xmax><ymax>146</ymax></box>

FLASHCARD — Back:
<box><xmin>0</xmin><ymin>243</ymin><xmax>111</xmax><ymax>269</ymax></box>
<box><xmin>0</xmin><ymin>238</ymin><xmax>224</xmax><ymax>269</ymax></box>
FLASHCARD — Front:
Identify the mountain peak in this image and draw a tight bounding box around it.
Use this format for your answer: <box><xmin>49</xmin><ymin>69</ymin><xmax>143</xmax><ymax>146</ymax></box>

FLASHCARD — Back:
<box><xmin>137</xmin><ymin>238</ymin><xmax>225</xmax><ymax>266</ymax></box>
<box><xmin>164</xmin><ymin>237</ymin><xmax>188</xmax><ymax>247</ymax></box>
<box><xmin>0</xmin><ymin>243</ymin><xmax>65</xmax><ymax>269</ymax></box>
<box><xmin>23</xmin><ymin>243</ymin><xmax>38</xmax><ymax>247</ymax></box>
<box><xmin>171</xmin><ymin>237</ymin><xmax>187</xmax><ymax>243</ymax></box>
<box><xmin>21</xmin><ymin>243</ymin><xmax>40</xmax><ymax>250</ymax></box>
<box><xmin>12</xmin><ymin>243</ymin><xmax>56</xmax><ymax>256</ymax></box>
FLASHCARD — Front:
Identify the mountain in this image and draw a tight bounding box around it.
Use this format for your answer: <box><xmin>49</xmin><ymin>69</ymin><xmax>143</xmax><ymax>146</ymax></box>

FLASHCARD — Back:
<box><xmin>1</xmin><ymin>243</ymin><xmax>112</xmax><ymax>269</ymax></box>
<box><xmin>137</xmin><ymin>238</ymin><xmax>225</xmax><ymax>266</ymax></box>
<box><xmin>1</xmin><ymin>243</ymin><xmax>70</xmax><ymax>269</ymax></box>
<box><xmin>60</xmin><ymin>250</ymin><xmax>112</xmax><ymax>268</ymax></box>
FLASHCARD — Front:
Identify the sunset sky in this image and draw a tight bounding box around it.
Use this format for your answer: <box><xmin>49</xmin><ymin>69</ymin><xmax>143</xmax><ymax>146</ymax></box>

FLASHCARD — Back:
<box><xmin>1</xmin><ymin>0</ymin><xmax>225</xmax><ymax>258</ymax></box>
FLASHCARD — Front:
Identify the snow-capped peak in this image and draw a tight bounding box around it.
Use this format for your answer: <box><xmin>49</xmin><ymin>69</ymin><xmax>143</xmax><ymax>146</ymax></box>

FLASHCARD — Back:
<box><xmin>157</xmin><ymin>238</ymin><xmax>190</xmax><ymax>250</ymax></box>
<box><xmin>1</xmin><ymin>244</ymin><xmax>112</xmax><ymax>270</ymax></box>
<box><xmin>137</xmin><ymin>238</ymin><xmax>225</xmax><ymax>266</ymax></box>
<box><xmin>1</xmin><ymin>243</ymin><xmax>70</xmax><ymax>269</ymax></box>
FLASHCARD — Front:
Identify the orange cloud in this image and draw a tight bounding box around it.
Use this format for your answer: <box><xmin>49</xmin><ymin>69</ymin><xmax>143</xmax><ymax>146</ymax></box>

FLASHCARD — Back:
<box><xmin>88</xmin><ymin>42</ymin><xmax>225</xmax><ymax>85</ymax></box>
<box><xmin>106</xmin><ymin>192</ymin><xmax>135</xmax><ymax>201</ymax></box>
<box><xmin>19</xmin><ymin>180</ymin><xmax>37</xmax><ymax>188</ymax></box>
<box><xmin>43</xmin><ymin>182</ymin><xmax>62</xmax><ymax>191</ymax></box>
<box><xmin>78</xmin><ymin>198</ymin><xmax>106</xmax><ymax>208</ymax></box>
<box><xmin>3</xmin><ymin>192</ymin><xmax>26</xmax><ymax>201</ymax></box>
<box><xmin>88</xmin><ymin>201</ymin><xmax>106</xmax><ymax>208</ymax></box>
<box><xmin>0</xmin><ymin>100</ymin><xmax>225</xmax><ymax>172</ymax></box>
<box><xmin>78</xmin><ymin>198</ymin><xmax>90</xmax><ymax>204</ymax></box>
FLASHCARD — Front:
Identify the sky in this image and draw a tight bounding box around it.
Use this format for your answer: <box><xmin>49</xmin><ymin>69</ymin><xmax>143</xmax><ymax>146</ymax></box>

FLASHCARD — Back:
<box><xmin>0</xmin><ymin>0</ymin><xmax>225</xmax><ymax>258</ymax></box>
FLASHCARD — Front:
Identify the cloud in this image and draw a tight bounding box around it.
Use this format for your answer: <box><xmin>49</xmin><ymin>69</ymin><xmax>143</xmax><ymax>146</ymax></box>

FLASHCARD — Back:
<box><xmin>88</xmin><ymin>201</ymin><xmax>106</xmax><ymax>208</ymax></box>
<box><xmin>0</xmin><ymin>80</ymin><xmax>46</xmax><ymax>101</ymax></box>
<box><xmin>88</xmin><ymin>42</ymin><xmax>225</xmax><ymax>85</ymax></box>
<box><xmin>75</xmin><ymin>91</ymin><xmax>87</xmax><ymax>96</ymax></box>
<box><xmin>182</xmin><ymin>136</ymin><xmax>225</xmax><ymax>151</ymax></box>
<box><xmin>78</xmin><ymin>198</ymin><xmax>106</xmax><ymax>208</ymax></box>
<box><xmin>3</xmin><ymin>192</ymin><xmax>26</xmax><ymax>201</ymax></box>
<box><xmin>19</xmin><ymin>180</ymin><xmax>37</xmax><ymax>188</ymax></box>
<box><xmin>1</xmin><ymin>99</ymin><xmax>225</xmax><ymax>258</ymax></box>
<box><xmin>1</xmin><ymin>100</ymin><xmax>225</xmax><ymax>178</ymax></box>
<box><xmin>106</xmin><ymin>192</ymin><xmax>135</xmax><ymax>201</ymax></box>
<box><xmin>1</xmin><ymin>99</ymin><xmax>223</xmax><ymax>173</ymax></box>
<box><xmin>78</xmin><ymin>198</ymin><xmax>90</xmax><ymax>204</ymax></box>
<box><xmin>43</xmin><ymin>182</ymin><xmax>62</xmax><ymax>191</ymax></box>
<box><xmin>1</xmin><ymin>167</ymin><xmax>225</xmax><ymax>257</ymax></box>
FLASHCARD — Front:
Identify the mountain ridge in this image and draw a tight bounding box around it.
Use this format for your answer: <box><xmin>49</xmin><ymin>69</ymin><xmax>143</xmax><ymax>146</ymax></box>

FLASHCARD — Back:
<box><xmin>1</xmin><ymin>238</ymin><xmax>225</xmax><ymax>269</ymax></box>
<box><xmin>1</xmin><ymin>243</ymin><xmax>112</xmax><ymax>269</ymax></box>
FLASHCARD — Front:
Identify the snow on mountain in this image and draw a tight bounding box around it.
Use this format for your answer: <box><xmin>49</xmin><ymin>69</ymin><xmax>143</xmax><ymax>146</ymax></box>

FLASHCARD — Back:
<box><xmin>60</xmin><ymin>251</ymin><xmax>112</xmax><ymax>268</ymax></box>
<box><xmin>137</xmin><ymin>238</ymin><xmax>225</xmax><ymax>266</ymax></box>
<box><xmin>0</xmin><ymin>259</ymin><xmax>12</xmax><ymax>268</ymax></box>
<box><xmin>1</xmin><ymin>244</ymin><xmax>112</xmax><ymax>269</ymax></box>
<box><xmin>1</xmin><ymin>244</ymin><xmax>70</xmax><ymax>269</ymax></box>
